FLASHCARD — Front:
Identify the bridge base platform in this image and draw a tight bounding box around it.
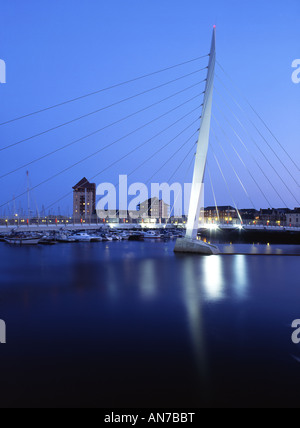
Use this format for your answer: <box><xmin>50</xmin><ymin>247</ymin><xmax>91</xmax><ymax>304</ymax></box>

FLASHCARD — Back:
<box><xmin>174</xmin><ymin>238</ymin><xmax>220</xmax><ymax>255</ymax></box>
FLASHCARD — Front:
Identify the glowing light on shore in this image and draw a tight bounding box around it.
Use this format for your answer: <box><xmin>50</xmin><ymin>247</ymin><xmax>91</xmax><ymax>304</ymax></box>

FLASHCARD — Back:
<box><xmin>204</xmin><ymin>224</ymin><xmax>219</xmax><ymax>230</ymax></box>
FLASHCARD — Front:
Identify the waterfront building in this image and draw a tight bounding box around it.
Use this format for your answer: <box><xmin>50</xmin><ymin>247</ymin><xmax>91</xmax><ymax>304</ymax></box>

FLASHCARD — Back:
<box><xmin>259</xmin><ymin>208</ymin><xmax>291</xmax><ymax>226</ymax></box>
<box><xmin>138</xmin><ymin>198</ymin><xmax>170</xmax><ymax>222</ymax></box>
<box><xmin>73</xmin><ymin>178</ymin><xmax>96</xmax><ymax>223</ymax></box>
<box><xmin>203</xmin><ymin>206</ymin><xmax>238</xmax><ymax>224</ymax></box>
<box><xmin>239</xmin><ymin>209</ymin><xmax>259</xmax><ymax>222</ymax></box>
<box><xmin>286</xmin><ymin>208</ymin><xmax>300</xmax><ymax>227</ymax></box>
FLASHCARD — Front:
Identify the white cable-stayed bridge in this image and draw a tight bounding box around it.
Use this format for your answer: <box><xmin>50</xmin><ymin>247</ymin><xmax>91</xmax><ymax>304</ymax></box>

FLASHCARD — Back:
<box><xmin>0</xmin><ymin>28</ymin><xmax>299</xmax><ymax>251</ymax></box>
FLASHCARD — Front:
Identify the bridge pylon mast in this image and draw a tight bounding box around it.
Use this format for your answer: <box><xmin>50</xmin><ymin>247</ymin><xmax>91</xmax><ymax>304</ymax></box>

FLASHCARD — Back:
<box><xmin>175</xmin><ymin>27</ymin><xmax>219</xmax><ymax>255</ymax></box>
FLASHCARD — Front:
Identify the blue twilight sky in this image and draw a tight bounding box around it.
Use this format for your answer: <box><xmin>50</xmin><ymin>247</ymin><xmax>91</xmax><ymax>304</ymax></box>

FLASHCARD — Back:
<box><xmin>0</xmin><ymin>0</ymin><xmax>299</xmax><ymax>215</ymax></box>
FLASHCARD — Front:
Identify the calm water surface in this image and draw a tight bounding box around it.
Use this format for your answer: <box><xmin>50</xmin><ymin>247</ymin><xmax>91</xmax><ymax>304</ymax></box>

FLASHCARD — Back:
<box><xmin>0</xmin><ymin>241</ymin><xmax>299</xmax><ymax>408</ymax></box>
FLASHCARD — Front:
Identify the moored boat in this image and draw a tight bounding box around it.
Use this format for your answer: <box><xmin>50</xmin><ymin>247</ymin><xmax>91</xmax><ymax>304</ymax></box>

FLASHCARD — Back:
<box><xmin>120</xmin><ymin>233</ymin><xmax>129</xmax><ymax>240</ymax></box>
<box><xmin>73</xmin><ymin>233</ymin><xmax>92</xmax><ymax>242</ymax></box>
<box><xmin>56</xmin><ymin>233</ymin><xmax>76</xmax><ymax>243</ymax></box>
<box><xmin>102</xmin><ymin>234</ymin><xmax>113</xmax><ymax>242</ymax></box>
<box><xmin>5</xmin><ymin>236</ymin><xmax>41</xmax><ymax>245</ymax></box>
<box><xmin>128</xmin><ymin>233</ymin><xmax>144</xmax><ymax>241</ymax></box>
<box><xmin>143</xmin><ymin>231</ymin><xmax>160</xmax><ymax>239</ymax></box>
<box><xmin>90</xmin><ymin>235</ymin><xmax>103</xmax><ymax>242</ymax></box>
<box><xmin>40</xmin><ymin>237</ymin><xmax>57</xmax><ymax>245</ymax></box>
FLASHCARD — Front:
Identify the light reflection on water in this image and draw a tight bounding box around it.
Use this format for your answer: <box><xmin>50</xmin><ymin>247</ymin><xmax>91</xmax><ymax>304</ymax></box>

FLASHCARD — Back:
<box><xmin>233</xmin><ymin>255</ymin><xmax>248</xmax><ymax>299</ymax></box>
<box><xmin>139</xmin><ymin>260</ymin><xmax>157</xmax><ymax>299</ymax></box>
<box><xmin>0</xmin><ymin>240</ymin><xmax>299</xmax><ymax>408</ymax></box>
<box><xmin>181</xmin><ymin>257</ymin><xmax>209</xmax><ymax>383</ymax></box>
<box><xmin>106</xmin><ymin>262</ymin><xmax>118</xmax><ymax>298</ymax></box>
<box><xmin>219</xmin><ymin>243</ymin><xmax>299</xmax><ymax>255</ymax></box>
<box><xmin>202</xmin><ymin>256</ymin><xmax>225</xmax><ymax>301</ymax></box>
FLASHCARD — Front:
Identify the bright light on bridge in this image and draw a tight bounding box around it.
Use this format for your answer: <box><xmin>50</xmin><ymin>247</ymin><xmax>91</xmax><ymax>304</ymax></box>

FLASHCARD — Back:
<box><xmin>204</xmin><ymin>224</ymin><xmax>219</xmax><ymax>230</ymax></box>
<box><xmin>203</xmin><ymin>223</ymin><xmax>244</xmax><ymax>231</ymax></box>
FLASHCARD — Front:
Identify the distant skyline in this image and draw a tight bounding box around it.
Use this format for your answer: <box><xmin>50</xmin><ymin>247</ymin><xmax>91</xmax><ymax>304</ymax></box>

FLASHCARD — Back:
<box><xmin>0</xmin><ymin>0</ymin><xmax>299</xmax><ymax>214</ymax></box>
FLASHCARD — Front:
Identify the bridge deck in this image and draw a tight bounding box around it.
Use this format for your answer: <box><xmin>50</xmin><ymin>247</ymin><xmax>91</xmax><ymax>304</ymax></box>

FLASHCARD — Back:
<box><xmin>0</xmin><ymin>223</ymin><xmax>299</xmax><ymax>234</ymax></box>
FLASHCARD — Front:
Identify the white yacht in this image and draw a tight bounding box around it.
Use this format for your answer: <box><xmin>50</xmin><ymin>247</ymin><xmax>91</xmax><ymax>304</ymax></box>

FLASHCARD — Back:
<box><xmin>73</xmin><ymin>233</ymin><xmax>92</xmax><ymax>242</ymax></box>
<box><xmin>56</xmin><ymin>233</ymin><xmax>76</xmax><ymax>243</ymax></box>
<box><xmin>104</xmin><ymin>235</ymin><xmax>113</xmax><ymax>241</ymax></box>
<box><xmin>120</xmin><ymin>233</ymin><xmax>129</xmax><ymax>240</ymax></box>
<box><xmin>143</xmin><ymin>231</ymin><xmax>160</xmax><ymax>239</ymax></box>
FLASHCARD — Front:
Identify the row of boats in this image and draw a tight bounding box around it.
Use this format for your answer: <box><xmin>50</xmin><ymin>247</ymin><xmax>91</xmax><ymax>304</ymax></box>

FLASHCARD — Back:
<box><xmin>0</xmin><ymin>229</ymin><xmax>185</xmax><ymax>246</ymax></box>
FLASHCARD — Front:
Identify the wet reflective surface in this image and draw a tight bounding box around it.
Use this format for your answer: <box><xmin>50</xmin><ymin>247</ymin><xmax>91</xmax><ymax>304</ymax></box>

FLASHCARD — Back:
<box><xmin>0</xmin><ymin>241</ymin><xmax>299</xmax><ymax>408</ymax></box>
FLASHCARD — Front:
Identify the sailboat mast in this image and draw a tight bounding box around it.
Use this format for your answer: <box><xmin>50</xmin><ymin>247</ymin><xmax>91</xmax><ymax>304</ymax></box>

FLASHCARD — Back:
<box><xmin>27</xmin><ymin>170</ymin><xmax>30</xmax><ymax>222</ymax></box>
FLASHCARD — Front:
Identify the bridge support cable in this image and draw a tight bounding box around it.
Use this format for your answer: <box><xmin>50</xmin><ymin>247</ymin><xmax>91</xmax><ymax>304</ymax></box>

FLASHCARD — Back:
<box><xmin>211</xmin><ymin>128</ymin><xmax>256</xmax><ymax>210</ymax></box>
<box><xmin>0</xmin><ymin>107</ymin><xmax>201</xmax><ymax>210</ymax></box>
<box><xmin>213</xmin><ymin>101</ymin><xmax>290</xmax><ymax>208</ymax></box>
<box><xmin>216</xmin><ymin>61</ymin><xmax>300</xmax><ymax>173</ymax></box>
<box><xmin>167</xmin><ymin>142</ymin><xmax>197</xmax><ymax>185</ymax></box>
<box><xmin>206</xmin><ymin>162</ymin><xmax>220</xmax><ymax>223</ymax></box>
<box><xmin>166</xmin><ymin>147</ymin><xmax>197</xmax><ymax>224</ymax></box>
<box><xmin>144</xmin><ymin>135</ymin><xmax>197</xmax><ymax>186</ymax></box>
<box><xmin>143</xmin><ymin>135</ymin><xmax>198</xmax><ymax>217</ymax></box>
<box><xmin>0</xmin><ymin>88</ymin><xmax>205</xmax><ymax>181</ymax></box>
<box><xmin>215</xmin><ymin>82</ymin><xmax>299</xmax><ymax>188</ymax></box>
<box><xmin>114</xmin><ymin>130</ymin><xmax>198</xmax><ymax>196</ymax></box>
<box><xmin>114</xmin><ymin>131</ymin><xmax>196</xmax><ymax>193</ymax></box>
<box><xmin>212</xmin><ymin>114</ymin><xmax>272</xmax><ymax>207</ymax></box>
<box><xmin>214</xmin><ymin>86</ymin><xmax>300</xmax><ymax>203</ymax></box>
<box><xmin>43</xmin><ymin>119</ymin><xmax>200</xmax><ymax>213</ymax></box>
<box><xmin>209</xmin><ymin>144</ymin><xmax>243</xmax><ymax>225</ymax></box>
<box><xmin>0</xmin><ymin>69</ymin><xmax>208</xmax><ymax>153</ymax></box>
<box><xmin>0</xmin><ymin>54</ymin><xmax>209</xmax><ymax>127</ymax></box>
